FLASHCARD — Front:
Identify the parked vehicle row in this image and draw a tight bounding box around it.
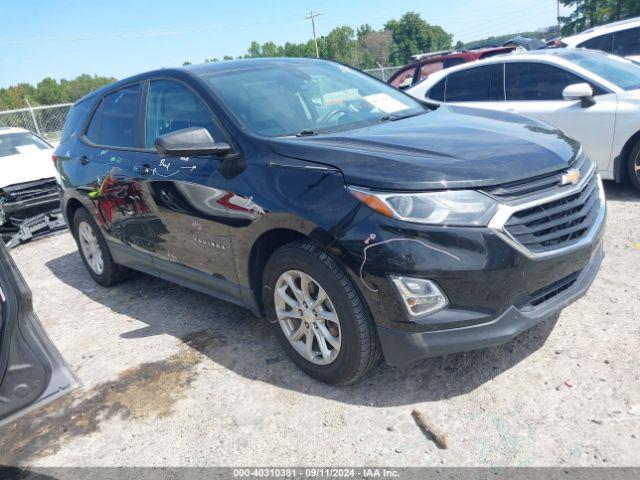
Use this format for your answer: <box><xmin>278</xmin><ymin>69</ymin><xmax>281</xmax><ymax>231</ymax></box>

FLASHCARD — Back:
<box><xmin>53</xmin><ymin>58</ymin><xmax>605</xmax><ymax>384</ymax></box>
<box><xmin>407</xmin><ymin>49</ymin><xmax>640</xmax><ymax>190</ymax></box>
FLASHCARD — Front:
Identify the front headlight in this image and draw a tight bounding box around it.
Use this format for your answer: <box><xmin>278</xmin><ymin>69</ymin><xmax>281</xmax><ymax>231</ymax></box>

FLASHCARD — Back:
<box><xmin>349</xmin><ymin>186</ymin><xmax>498</xmax><ymax>226</ymax></box>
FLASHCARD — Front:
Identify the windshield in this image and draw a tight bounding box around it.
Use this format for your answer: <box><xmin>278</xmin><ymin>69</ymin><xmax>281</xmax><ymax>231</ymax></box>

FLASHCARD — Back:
<box><xmin>564</xmin><ymin>50</ymin><xmax>640</xmax><ymax>90</ymax></box>
<box><xmin>0</xmin><ymin>132</ymin><xmax>51</xmax><ymax>158</ymax></box>
<box><xmin>201</xmin><ymin>61</ymin><xmax>425</xmax><ymax>136</ymax></box>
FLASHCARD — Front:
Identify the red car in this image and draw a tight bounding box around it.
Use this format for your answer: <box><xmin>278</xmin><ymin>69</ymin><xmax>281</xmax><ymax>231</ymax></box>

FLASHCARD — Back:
<box><xmin>387</xmin><ymin>46</ymin><xmax>516</xmax><ymax>89</ymax></box>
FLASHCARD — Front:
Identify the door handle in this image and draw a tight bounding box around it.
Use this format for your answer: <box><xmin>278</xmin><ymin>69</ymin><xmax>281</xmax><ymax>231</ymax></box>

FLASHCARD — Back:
<box><xmin>78</xmin><ymin>156</ymin><xmax>90</xmax><ymax>165</ymax></box>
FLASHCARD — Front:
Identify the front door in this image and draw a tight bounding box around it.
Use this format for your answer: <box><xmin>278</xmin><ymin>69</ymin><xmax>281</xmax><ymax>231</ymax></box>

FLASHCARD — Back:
<box><xmin>134</xmin><ymin>79</ymin><xmax>239</xmax><ymax>298</ymax></box>
<box><xmin>501</xmin><ymin>62</ymin><xmax>617</xmax><ymax>173</ymax></box>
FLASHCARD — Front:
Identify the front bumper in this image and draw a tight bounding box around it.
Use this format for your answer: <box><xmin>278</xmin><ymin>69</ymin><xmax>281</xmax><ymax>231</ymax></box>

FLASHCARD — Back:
<box><xmin>377</xmin><ymin>242</ymin><xmax>603</xmax><ymax>366</ymax></box>
<box><xmin>0</xmin><ymin>179</ymin><xmax>64</xmax><ymax>247</ymax></box>
<box><xmin>336</xmin><ymin>171</ymin><xmax>606</xmax><ymax>367</ymax></box>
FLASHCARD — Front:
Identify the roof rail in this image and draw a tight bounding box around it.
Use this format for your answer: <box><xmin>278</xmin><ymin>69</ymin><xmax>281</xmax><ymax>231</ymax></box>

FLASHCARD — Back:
<box><xmin>410</xmin><ymin>49</ymin><xmax>459</xmax><ymax>61</ymax></box>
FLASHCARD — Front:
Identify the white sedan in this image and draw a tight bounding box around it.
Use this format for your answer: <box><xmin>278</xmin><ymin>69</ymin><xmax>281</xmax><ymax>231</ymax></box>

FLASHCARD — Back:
<box><xmin>407</xmin><ymin>49</ymin><xmax>640</xmax><ymax>190</ymax></box>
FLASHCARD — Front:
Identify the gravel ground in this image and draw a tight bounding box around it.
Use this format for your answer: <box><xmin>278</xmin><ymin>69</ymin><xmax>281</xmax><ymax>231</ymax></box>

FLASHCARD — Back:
<box><xmin>0</xmin><ymin>182</ymin><xmax>639</xmax><ymax>467</ymax></box>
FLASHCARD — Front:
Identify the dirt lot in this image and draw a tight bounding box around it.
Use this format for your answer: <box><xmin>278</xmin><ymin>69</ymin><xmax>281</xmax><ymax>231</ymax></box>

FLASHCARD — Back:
<box><xmin>1</xmin><ymin>182</ymin><xmax>639</xmax><ymax>467</ymax></box>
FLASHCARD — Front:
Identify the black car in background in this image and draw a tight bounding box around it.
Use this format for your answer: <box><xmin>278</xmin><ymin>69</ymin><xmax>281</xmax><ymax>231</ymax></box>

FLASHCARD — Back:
<box><xmin>54</xmin><ymin>58</ymin><xmax>605</xmax><ymax>384</ymax></box>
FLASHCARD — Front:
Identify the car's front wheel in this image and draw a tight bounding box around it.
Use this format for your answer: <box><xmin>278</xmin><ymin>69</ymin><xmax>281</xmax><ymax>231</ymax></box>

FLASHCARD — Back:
<box><xmin>262</xmin><ymin>240</ymin><xmax>381</xmax><ymax>385</ymax></box>
<box><xmin>627</xmin><ymin>140</ymin><xmax>640</xmax><ymax>191</ymax></box>
<box><xmin>72</xmin><ymin>207</ymin><xmax>129</xmax><ymax>287</ymax></box>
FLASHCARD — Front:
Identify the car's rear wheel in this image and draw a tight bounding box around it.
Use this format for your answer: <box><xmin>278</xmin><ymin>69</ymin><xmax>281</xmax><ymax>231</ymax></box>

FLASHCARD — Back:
<box><xmin>262</xmin><ymin>239</ymin><xmax>381</xmax><ymax>385</ymax></box>
<box><xmin>72</xmin><ymin>208</ymin><xmax>129</xmax><ymax>286</ymax></box>
<box><xmin>627</xmin><ymin>140</ymin><xmax>640</xmax><ymax>191</ymax></box>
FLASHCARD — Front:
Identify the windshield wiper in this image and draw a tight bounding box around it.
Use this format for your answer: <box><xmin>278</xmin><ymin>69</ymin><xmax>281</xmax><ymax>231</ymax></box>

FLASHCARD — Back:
<box><xmin>379</xmin><ymin>111</ymin><xmax>425</xmax><ymax>123</ymax></box>
<box><xmin>296</xmin><ymin>129</ymin><xmax>321</xmax><ymax>137</ymax></box>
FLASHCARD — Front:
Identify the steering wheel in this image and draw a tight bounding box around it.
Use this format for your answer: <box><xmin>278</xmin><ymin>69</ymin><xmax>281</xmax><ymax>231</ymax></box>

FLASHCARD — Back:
<box><xmin>319</xmin><ymin>105</ymin><xmax>353</xmax><ymax>126</ymax></box>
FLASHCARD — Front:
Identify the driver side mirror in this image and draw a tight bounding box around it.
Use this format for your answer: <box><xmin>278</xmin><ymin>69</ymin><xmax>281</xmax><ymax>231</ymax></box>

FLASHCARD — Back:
<box><xmin>562</xmin><ymin>83</ymin><xmax>595</xmax><ymax>108</ymax></box>
<box><xmin>154</xmin><ymin>127</ymin><xmax>232</xmax><ymax>157</ymax></box>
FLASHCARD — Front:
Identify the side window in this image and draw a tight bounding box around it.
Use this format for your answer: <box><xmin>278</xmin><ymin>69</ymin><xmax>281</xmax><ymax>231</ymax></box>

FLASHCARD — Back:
<box><xmin>445</xmin><ymin>64</ymin><xmax>503</xmax><ymax>102</ymax></box>
<box><xmin>85</xmin><ymin>84</ymin><xmax>140</xmax><ymax>148</ymax></box>
<box><xmin>145</xmin><ymin>79</ymin><xmax>225</xmax><ymax>148</ymax></box>
<box><xmin>390</xmin><ymin>66</ymin><xmax>416</xmax><ymax>89</ymax></box>
<box><xmin>505</xmin><ymin>63</ymin><xmax>587</xmax><ymax>101</ymax></box>
<box><xmin>419</xmin><ymin>61</ymin><xmax>443</xmax><ymax>80</ymax></box>
<box><xmin>613</xmin><ymin>27</ymin><xmax>640</xmax><ymax>57</ymax></box>
<box><xmin>579</xmin><ymin>33</ymin><xmax>613</xmax><ymax>53</ymax></box>
<box><xmin>443</xmin><ymin>57</ymin><xmax>465</xmax><ymax>69</ymax></box>
<box><xmin>427</xmin><ymin>78</ymin><xmax>445</xmax><ymax>101</ymax></box>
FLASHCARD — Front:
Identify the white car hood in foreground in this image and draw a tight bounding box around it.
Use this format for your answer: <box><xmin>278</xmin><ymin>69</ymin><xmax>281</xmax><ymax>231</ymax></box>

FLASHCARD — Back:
<box><xmin>0</xmin><ymin>146</ymin><xmax>57</xmax><ymax>189</ymax></box>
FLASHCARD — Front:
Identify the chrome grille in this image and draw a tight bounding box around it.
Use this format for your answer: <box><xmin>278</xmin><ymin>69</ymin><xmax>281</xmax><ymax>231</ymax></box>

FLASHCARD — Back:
<box><xmin>484</xmin><ymin>153</ymin><xmax>589</xmax><ymax>202</ymax></box>
<box><xmin>503</xmin><ymin>172</ymin><xmax>600</xmax><ymax>254</ymax></box>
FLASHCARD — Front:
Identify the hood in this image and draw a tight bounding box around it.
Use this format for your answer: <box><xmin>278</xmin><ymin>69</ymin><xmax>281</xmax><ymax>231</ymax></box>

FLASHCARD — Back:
<box><xmin>267</xmin><ymin>106</ymin><xmax>581</xmax><ymax>190</ymax></box>
<box><xmin>0</xmin><ymin>146</ymin><xmax>57</xmax><ymax>189</ymax></box>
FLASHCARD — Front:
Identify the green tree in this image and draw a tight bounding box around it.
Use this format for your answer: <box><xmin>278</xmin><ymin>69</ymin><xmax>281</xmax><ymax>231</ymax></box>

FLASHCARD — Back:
<box><xmin>362</xmin><ymin>30</ymin><xmax>393</xmax><ymax>67</ymax></box>
<box><xmin>246</xmin><ymin>41</ymin><xmax>262</xmax><ymax>57</ymax></box>
<box><xmin>322</xmin><ymin>26</ymin><xmax>357</xmax><ymax>64</ymax></box>
<box><xmin>385</xmin><ymin>12</ymin><xmax>452</xmax><ymax>65</ymax></box>
<box><xmin>0</xmin><ymin>75</ymin><xmax>115</xmax><ymax>110</ymax></box>
<box><xmin>261</xmin><ymin>41</ymin><xmax>282</xmax><ymax>57</ymax></box>
<box><xmin>560</xmin><ymin>0</ymin><xmax>640</xmax><ymax>34</ymax></box>
<box><xmin>35</xmin><ymin>78</ymin><xmax>65</xmax><ymax>105</ymax></box>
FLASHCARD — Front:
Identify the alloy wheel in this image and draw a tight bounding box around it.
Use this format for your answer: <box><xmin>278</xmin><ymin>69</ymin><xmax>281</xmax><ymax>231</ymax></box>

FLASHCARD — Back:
<box><xmin>274</xmin><ymin>270</ymin><xmax>341</xmax><ymax>365</ymax></box>
<box><xmin>78</xmin><ymin>221</ymin><xmax>104</xmax><ymax>275</ymax></box>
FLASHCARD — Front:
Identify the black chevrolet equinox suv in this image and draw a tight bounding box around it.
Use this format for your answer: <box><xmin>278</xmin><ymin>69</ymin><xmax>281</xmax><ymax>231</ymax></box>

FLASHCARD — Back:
<box><xmin>55</xmin><ymin>58</ymin><xmax>605</xmax><ymax>384</ymax></box>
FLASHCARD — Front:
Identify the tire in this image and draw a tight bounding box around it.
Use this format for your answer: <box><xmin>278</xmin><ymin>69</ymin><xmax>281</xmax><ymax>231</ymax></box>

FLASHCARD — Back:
<box><xmin>71</xmin><ymin>207</ymin><xmax>129</xmax><ymax>287</ymax></box>
<box><xmin>628</xmin><ymin>140</ymin><xmax>640</xmax><ymax>191</ymax></box>
<box><xmin>262</xmin><ymin>239</ymin><xmax>381</xmax><ymax>385</ymax></box>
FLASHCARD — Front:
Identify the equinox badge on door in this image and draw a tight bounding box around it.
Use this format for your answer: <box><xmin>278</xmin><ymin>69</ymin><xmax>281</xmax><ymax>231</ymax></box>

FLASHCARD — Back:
<box><xmin>561</xmin><ymin>168</ymin><xmax>581</xmax><ymax>186</ymax></box>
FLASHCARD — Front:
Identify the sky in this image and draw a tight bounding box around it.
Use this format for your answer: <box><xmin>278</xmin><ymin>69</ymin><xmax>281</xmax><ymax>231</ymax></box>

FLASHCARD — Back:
<box><xmin>0</xmin><ymin>0</ymin><xmax>571</xmax><ymax>88</ymax></box>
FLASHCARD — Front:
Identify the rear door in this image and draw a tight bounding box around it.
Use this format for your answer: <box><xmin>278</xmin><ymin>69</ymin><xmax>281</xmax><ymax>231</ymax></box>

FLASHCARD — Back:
<box><xmin>80</xmin><ymin>83</ymin><xmax>163</xmax><ymax>270</ymax></box>
<box><xmin>0</xmin><ymin>242</ymin><xmax>77</xmax><ymax>426</ymax></box>
<box><xmin>502</xmin><ymin>61</ymin><xmax>617</xmax><ymax>172</ymax></box>
<box><xmin>439</xmin><ymin>63</ymin><xmax>505</xmax><ymax>111</ymax></box>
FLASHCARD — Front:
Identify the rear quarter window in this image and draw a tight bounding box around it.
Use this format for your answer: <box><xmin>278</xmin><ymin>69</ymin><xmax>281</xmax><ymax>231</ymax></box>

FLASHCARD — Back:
<box><xmin>427</xmin><ymin>78</ymin><xmax>446</xmax><ymax>101</ymax></box>
<box><xmin>60</xmin><ymin>101</ymin><xmax>91</xmax><ymax>143</ymax></box>
<box><xmin>390</xmin><ymin>66</ymin><xmax>417</xmax><ymax>88</ymax></box>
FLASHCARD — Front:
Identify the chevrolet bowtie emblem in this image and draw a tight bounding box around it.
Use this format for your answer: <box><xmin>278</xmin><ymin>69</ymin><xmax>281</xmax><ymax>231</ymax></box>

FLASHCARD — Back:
<box><xmin>561</xmin><ymin>168</ymin><xmax>581</xmax><ymax>186</ymax></box>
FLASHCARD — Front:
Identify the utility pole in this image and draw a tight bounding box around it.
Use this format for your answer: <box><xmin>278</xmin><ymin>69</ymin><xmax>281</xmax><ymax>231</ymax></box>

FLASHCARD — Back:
<box><xmin>305</xmin><ymin>10</ymin><xmax>323</xmax><ymax>58</ymax></box>
<box><xmin>557</xmin><ymin>0</ymin><xmax>561</xmax><ymax>36</ymax></box>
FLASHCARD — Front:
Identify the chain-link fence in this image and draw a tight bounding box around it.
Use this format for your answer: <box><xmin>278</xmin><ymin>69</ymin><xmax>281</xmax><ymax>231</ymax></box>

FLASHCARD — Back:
<box><xmin>0</xmin><ymin>103</ymin><xmax>72</xmax><ymax>145</ymax></box>
<box><xmin>363</xmin><ymin>66</ymin><xmax>402</xmax><ymax>82</ymax></box>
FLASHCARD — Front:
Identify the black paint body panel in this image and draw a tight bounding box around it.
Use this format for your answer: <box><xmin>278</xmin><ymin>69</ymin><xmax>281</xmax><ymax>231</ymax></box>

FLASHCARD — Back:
<box><xmin>54</xmin><ymin>59</ymin><xmax>603</xmax><ymax>366</ymax></box>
